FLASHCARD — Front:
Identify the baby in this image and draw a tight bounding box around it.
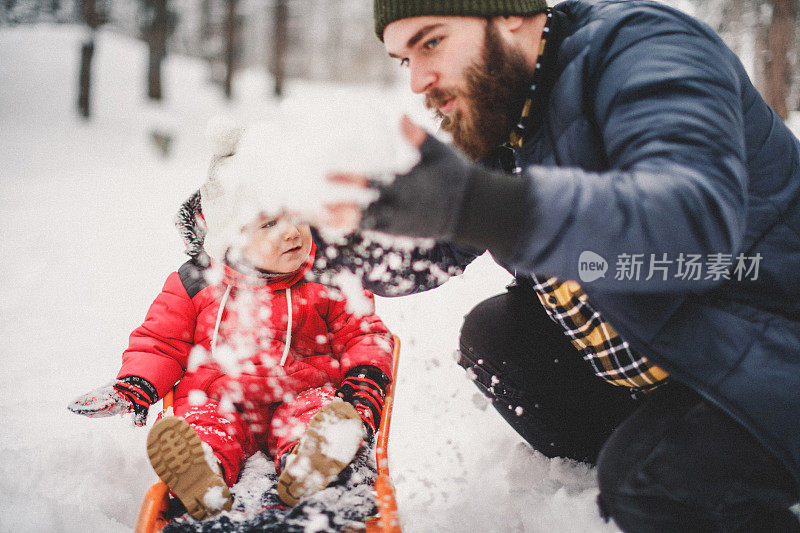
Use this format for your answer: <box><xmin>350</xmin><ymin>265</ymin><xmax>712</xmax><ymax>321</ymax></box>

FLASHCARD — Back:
<box><xmin>68</xmin><ymin>133</ymin><xmax>394</xmax><ymax>520</ymax></box>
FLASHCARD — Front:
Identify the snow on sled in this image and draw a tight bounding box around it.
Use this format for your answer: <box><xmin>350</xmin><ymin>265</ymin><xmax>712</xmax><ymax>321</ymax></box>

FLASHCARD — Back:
<box><xmin>135</xmin><ymin>336</ymin><xmax>402</xmax><ymax>533</ymax></box>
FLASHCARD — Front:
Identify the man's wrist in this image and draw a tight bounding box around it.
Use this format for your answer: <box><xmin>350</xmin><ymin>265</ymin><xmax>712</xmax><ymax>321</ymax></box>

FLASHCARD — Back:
<box><xmin>453</xmin><ymin>168</ymin><xmax>531</xmax><ymax>258</ymax></box>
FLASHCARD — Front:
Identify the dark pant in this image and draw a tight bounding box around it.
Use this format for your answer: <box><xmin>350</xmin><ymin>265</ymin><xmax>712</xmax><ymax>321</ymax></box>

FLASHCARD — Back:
<box><xmin>459</xmin><ymin>286</ymin><xmax>799</xmax><ymax>532</ymax></box>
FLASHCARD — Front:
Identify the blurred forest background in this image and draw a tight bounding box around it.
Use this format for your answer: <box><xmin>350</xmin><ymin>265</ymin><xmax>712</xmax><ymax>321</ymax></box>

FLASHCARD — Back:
<box><xmin>1</xmin><ymin>0</ymin><xmax>798</xmax><ymax>119</ymax></box>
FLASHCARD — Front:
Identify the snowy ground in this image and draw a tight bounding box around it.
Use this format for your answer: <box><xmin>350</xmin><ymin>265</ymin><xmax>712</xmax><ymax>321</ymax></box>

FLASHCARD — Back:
<box><xmin>11</xmin><ymin>22</ymin><xmax>789</xmax><ymax>533</ymax></box>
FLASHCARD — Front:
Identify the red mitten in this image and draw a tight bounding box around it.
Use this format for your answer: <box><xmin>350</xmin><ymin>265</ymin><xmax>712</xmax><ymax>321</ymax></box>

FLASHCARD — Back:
<box><xmin>68</xmin><ymin>376</ymin><xmax>157</xmax><ymax>427</ymax></box>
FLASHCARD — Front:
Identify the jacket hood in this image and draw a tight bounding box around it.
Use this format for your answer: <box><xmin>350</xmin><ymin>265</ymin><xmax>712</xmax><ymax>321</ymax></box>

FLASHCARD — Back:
<box><xmin>175</xmin><ymin>190</ymin><xmax>208</xmax><ymax>261</ymax></box>
<box><xmin>174</xmin><ymin>190</ymin><xmax>314</xmax><ymax>287</ymax></box>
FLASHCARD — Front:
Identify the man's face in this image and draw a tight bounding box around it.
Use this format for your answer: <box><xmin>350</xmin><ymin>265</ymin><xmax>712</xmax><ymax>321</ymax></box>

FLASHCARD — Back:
<box><xmin>384</xmin><ymin>16</ymin><xmax>534</xmax><ymax>160</ymax></box>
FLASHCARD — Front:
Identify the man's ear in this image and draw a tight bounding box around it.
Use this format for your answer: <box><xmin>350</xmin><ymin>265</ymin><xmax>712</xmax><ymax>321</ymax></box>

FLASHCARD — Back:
<box><xmin>494</xmin><ymin>15</ymin><xmax>524</xmax><ymax>32</ymax></box>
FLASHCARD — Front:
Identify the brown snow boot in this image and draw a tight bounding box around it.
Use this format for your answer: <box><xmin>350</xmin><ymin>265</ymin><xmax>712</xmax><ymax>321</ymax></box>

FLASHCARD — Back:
<box><xmin>277</xmin><ymin>401</ymin><xmax>365</xmax><ymax>507</ymax></box>
<box><xmin>147</xmin><ymin>416</ymin><xmax>232</xmax><ymax>520</ymax></box>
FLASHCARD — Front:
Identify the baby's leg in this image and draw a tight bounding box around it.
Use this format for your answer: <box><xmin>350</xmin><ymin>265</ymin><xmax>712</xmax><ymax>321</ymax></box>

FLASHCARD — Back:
<box><xmin>173</xmin><ymin>400</ymin><xmax>254</xmax><ymax>486</ymax></box>
<box><xmin>145</xmin><ymin>399</ymin><xmax>253</xmax><ymax>520</ymax></box>
<box><xmin>267</xmin><ymin>386</ymin><xmax>339</xmax><ymax>470</ymax></box>
<box><xmin>270</xmin><ymin>387</ymin><xmax>365</xmax><ymax>506</ymax></box>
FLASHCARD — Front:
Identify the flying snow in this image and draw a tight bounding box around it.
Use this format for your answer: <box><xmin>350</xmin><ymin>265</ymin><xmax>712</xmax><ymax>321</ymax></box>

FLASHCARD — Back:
<box><xmin>201</xmin><ymin>97</ymin><xmax>420</xmax><ymax>261</ymax></box>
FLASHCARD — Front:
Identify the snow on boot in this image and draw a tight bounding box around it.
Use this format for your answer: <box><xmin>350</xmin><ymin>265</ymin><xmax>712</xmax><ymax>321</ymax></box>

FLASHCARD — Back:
<box><xmin>147</xmin><ymin>416</ymin><xmax>232</xmax><ymax>520</ymax></box>
<box><xmin>277</xmin><ymin>400</ymin><xmax>365</xmax><ymax>507</ymax></box>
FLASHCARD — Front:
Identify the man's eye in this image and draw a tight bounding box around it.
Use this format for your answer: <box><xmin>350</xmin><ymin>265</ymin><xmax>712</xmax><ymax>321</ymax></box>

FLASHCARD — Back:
<box><xmin>261</xmin><ymin>220</ymin><xmax>277</xmax><ymax>229</ymax></box>
<box><xmin>423</xmin><ymin>37</ymin><xmax>442</xmax><ymax>50</ymax></box>
<box><xmin>399</xmin><ymin>58</ymin><xmax>409</xmax><ymax>68</ymax></box>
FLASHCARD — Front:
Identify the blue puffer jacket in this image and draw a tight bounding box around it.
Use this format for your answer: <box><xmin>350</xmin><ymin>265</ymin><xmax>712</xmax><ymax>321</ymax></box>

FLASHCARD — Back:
<box><xmin>507</xmin><ymin>0</ymin><xmax>800</xmax><ymax>494</ymax></box>
<box><xmin>357</xmin><ymin>0</ymin><xmax>800</xmax><ymax>494</ymax></box>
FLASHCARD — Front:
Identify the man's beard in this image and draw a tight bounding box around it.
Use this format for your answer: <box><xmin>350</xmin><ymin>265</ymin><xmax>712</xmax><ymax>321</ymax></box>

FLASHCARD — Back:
<box><xmin>425</xmin><ymin>22</ymin><xmax>535</xmax><ymax>161</ymax></box>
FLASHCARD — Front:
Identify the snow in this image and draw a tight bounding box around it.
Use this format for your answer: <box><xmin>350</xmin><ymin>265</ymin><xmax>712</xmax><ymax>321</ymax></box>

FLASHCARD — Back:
<box><xmin>317</xmin><ymin>411</ymin><xmax>364</xmax><ymax>464</ymax></box>
<box><xmin>200</xmin><ymin>442</ymin><xmax>222</xmax><ymax>476</ymax></box>
<box><xmin>199</xmin><ymin>102</ymin><xmax>418</xmax><ymax>261</ymax></box>
<box><xmin>188</xmin><ymin>390</ymin><xmax>208</xmax><ymax>407</ymax></box>
<box><xmin>202</xmin><ymin>485</ymin><xmax>228</xmax><ymax>512</ymax></box>
<box><xmin>9</xmin><ymin>21</ymin><xmax>796</xmax><ymax>533</ymax></box>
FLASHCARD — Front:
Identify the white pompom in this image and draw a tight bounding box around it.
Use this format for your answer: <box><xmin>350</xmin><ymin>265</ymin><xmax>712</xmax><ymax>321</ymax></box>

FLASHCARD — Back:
<box><xmin>205</xmin><ymin>116</ymin><xmax>242</xmax><ymax>157</ymax></box>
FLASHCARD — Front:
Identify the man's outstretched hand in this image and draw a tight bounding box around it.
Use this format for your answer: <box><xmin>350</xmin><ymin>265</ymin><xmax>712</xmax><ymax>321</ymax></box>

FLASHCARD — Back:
<box><xmin>325</xmin><ymin>116</ymin><xmax>475</xmax><ymax>240</ymax></box>
<box><xmin>324</xmin><ymin>116</ymin><xmax>529</xmax><ymax>257</ymax></box>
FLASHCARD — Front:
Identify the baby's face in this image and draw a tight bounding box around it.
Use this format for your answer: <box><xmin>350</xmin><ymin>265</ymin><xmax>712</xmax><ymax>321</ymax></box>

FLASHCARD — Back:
<box><xmin>241</xmin><ymin>214</ymin><xmax>313</xmax><ymax>273</ymax></box>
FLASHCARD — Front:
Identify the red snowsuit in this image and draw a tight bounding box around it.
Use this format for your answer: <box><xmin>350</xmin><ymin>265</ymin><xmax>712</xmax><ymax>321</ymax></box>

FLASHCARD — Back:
<box><xmin>117</xmin><ymin>251</ymin><xmax>394</xmax><ymax>486</ymax></box>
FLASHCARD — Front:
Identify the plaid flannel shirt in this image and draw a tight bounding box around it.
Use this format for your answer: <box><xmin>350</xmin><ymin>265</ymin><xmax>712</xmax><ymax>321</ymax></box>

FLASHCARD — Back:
<box><xmin>531</xmin><ymin>275</ymin><xmax>670</xmax><ymax>394</ymax></box>
<box><xmin>507</xmin><ymin>11</ymin><xmax>668</xmax><ymax>395</ymax></box>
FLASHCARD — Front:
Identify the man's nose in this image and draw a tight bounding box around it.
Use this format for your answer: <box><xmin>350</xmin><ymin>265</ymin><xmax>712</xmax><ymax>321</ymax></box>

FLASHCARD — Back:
<box><xmin>409</xmin><ymin>61</ymin><xmax>437</xmax><ymax>94</ymax></box>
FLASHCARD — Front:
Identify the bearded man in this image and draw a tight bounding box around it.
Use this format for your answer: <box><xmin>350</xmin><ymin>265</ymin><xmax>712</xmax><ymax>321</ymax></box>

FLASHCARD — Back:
<box><xmin>322</xmin><ymin>0</ymin><xmax>800</xmax><ymax>530</ymax></box>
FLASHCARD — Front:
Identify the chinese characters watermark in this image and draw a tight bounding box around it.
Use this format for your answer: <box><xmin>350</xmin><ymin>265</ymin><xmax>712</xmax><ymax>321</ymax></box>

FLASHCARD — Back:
<box><xmin>578</xmin><ymin>251</ymin><xmax>762</xmax><ymax>283</ymax></box>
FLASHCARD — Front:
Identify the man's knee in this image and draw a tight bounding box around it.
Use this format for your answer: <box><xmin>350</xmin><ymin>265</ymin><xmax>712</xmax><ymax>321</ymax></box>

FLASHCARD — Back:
<box><xmin>596</xmin><ymin>447</ymin><xmax>696</xmax><ymax>533</ymax></box>
<box><xmin>459</xmin><ymin>292</ymin><xmax>511</xmax><ymax>362</ymax></box>
<box><xmin>458</xmin><ymin>292</ymin><xmax>533</xmax><ymax>396</ymax></box>
<box><xmin>459</xmin><ymin>288</ymin><xmax>569</xmax><ymax>365</ymax></box>
<box><xmin>595</xmin><ymin>445</ymin><xmax>638</xmax><ymax>529</ymax></box>
<box><xmin>595</xmin><ymin>390</ymin><xmax>800</xmax><ymax>533</ymax></box>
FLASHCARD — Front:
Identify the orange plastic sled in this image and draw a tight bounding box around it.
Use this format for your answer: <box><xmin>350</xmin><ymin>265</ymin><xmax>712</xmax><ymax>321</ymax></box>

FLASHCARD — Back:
<box><xmin>135</xmin><ymin>335</ymin><xmax>403</xmax><ymax>533</ymax></box>
<box><xmin>365</xmin><ymin>335</ymin><xmax>402</xmax><ymax>533</ymax></box>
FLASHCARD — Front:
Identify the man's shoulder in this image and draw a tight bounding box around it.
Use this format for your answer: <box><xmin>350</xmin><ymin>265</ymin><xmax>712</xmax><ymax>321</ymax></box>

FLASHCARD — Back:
<box><xmin>556</xmin><ymin>0</ymin><xmax>713</xmax><ymax>52</ymax></box>
<box><xmin>552</xmin><ymin>0</ymin><xmax>729</xmax><ymax>92</ymax></box>
<box><xmin>558</xmin><ymin>0</ymin><xmax>697</xmax><ymax>24</ymax></box>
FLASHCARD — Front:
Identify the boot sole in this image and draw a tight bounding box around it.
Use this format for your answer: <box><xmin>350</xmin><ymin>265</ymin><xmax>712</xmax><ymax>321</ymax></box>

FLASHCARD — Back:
<box><xmin>277</xmin><ymin>401</ymin><xmax>364</xmax><ymax>507</ymax></box>
<box><xmin>147</xmin><ymin>416</ymin><xmax>232</xmax><ymax>520</ymax></box>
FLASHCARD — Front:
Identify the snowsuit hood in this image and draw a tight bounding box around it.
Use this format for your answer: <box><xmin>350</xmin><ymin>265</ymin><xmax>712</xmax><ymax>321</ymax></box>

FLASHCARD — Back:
<box><xmin>175</xmin><ymin>190</ymin><xmax>209</xmax><ymax>262</ymax></box>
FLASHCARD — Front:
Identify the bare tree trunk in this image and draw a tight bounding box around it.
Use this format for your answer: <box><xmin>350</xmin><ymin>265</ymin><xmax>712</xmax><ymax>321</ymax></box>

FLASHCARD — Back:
<box><xmin>273</xmin><ymin>0</ymin><xmax>287</xmax><ymax>97</ymax></box>
<box><xmin>728</xmin><ymin>0</ymin><xmax>745</xmax><ymax>57</ymax></box>
<box><xmin>328</xmin><ymin>1</ymin><xmax>344</xmax><ymax>81</ymax></box>
<box><xmin>224</xmin><ymin>0</ymin><xmax>237</xmax><ymax>99</ymax></box>
<box><xmin>764</xmin><ymin>0</ymin><xmax>796</xmax><ymax>118</ymax></box>
<box><xmin>78</xmin><ymin>35</ymin><xmax>94</xmax><ymax>118</ymax></box>
<box><xmin>796</xmin><ymin>18</ymin><xmax>800</xmax><ymax>112</ymax></box>
<box><xmin>146</xmin><ymin>0</ymin><xmax>169</xmax><ymax>100</ymax></box>
<box><xmin>147</xmin><ymin>48</ymin><xmax>162</xmax><ymax>100</ymax></box>
<box><xmin>754</xmin><ymin>1</ymin><xmax>770</xmax><ymax>96</ymax></box>
<box><xmin>201</xmin><ymin>0</ymin><xmax>212</xmax><ymax>41</ymax></box>
<box><xmin>77</xmin><ymin>0</ymin><xmax>99</xmax><ymax>118</ymax></box>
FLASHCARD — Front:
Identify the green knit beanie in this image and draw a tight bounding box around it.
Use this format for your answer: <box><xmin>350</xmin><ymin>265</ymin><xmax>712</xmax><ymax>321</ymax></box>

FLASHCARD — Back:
<box><xmin>374</xmin><ymin>0</ymin><xmax>549</xmax><ymax>40</ymax></box>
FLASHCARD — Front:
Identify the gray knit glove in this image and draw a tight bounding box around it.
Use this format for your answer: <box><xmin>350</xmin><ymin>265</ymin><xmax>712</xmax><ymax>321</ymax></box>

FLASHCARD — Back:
<box><xmin>360</xmin><ymin>134</ymin><xmax>476</xmax><ymax>240</ymax></box>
